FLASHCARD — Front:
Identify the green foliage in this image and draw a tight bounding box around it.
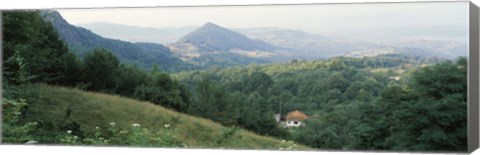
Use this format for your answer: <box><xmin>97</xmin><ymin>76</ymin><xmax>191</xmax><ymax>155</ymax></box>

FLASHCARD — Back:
<box><xmin>4</xmin><ymin>84</ymin><xmax>310</xmax><ymax>149</ymax></box>
<box><xmin>215</xmin><ymin>126</ymin><xmax>238</xmax><ymax>146</ymax></box>
<box><xmin>187</xmin><ymin>73</ymin><xmax>230</xmax><ymax>121</ymax></box>
<box><xmin>2</xmin><ymin>98</ymin><xmax>38</xmax><ymax>143</ymax></box>
<box><xmin>241</xmin><ymin>71</ymin><xmax>274</xmax><ymax>95</ymax></box>
<box><xmin>2</xmin><ymin>11</ymin><xmax>81</xmax><ymax>86</ymax></box>
<box><xmin>291</xmin><ymin>58</ymin><xmax>467</xmax><ymax>152</ymax></box>
<box><xmin>174</xmin><ymin>55</ymin><xmax>465</xmax><ymax>152</ymax></box>
<box><xmin>81</xmin><ymin>48</ymin><xmax>120</xmax><ymax>91</ymax></box>
<box><xmin>380</xmin><ymin>58</ymin><xmax>467</xmax><ymax>151</ymax></box>
<box><xmin>114</xmin><ymin>64</ymin><xmax>149</xmax><ymax>96</ymax></box>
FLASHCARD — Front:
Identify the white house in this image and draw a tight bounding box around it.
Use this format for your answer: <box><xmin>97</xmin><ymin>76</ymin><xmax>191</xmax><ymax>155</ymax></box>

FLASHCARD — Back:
<box><xmin>285</xmin><ymin>110</ymin><xmax>309</xmax><ymax>128</ymax></box>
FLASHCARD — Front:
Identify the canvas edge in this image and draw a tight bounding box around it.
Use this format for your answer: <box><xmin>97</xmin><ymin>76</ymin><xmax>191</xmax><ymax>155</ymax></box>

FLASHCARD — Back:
<box><xmin>0</xmin><ymin>11</ymin><xmax>4</xmax><ymax>144</ymax></box>
<box><xmin>0</xmin><ymin>2</ymin><xmax>474</xmax><ymax>154</ymax></box>
<box><xmin>469</xmin><ymin>1</ymin><xmax>480</xmax><ymax>154</ymax></box>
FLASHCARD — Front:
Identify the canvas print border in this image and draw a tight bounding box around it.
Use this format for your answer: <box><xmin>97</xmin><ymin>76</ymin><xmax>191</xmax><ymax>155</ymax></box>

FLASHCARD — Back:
<box><xmin>0</xmin><ymin>1</ymin><xmax>478</xmax><ymax>154</ymax></box>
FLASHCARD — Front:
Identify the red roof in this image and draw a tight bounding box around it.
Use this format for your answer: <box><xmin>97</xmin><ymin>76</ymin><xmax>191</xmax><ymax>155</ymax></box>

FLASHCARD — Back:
<box><xmin>286</xmin><ymin>110</ymin><xmax>308</xmax><ymax>121</ymax></box>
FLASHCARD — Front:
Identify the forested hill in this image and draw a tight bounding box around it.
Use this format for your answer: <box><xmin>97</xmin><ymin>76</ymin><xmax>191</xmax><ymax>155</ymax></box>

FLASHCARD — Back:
<box><xmin>171</xmin><ymin>53</ymin><xmax>466</xmax><ymax>151</ymax></box>
<box><xmin>40</xmin><ymin>10</ymin><xmax>196</xmax><ymax>72</ymax></box>
<box><xmin>173</xmin><ymin>53</ymin><xmax>446</xmax><ymax>80</ymax></box>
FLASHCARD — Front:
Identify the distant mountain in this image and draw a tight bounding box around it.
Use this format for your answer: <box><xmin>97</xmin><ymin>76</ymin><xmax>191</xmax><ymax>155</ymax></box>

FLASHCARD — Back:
<box><xmin>336</xmin><ymin>25</ymin><xmax>469</xmax><ymax>42</ymax></box>
<box><xmin>175</xmin><ymin>22</ymin><xmax>277</xmax><ymax>52</ymax></box>
<box><xmin>237</xmin><ymin>27</ymin><xmax>468</xmax><ymax>60</ymax></box>
<box><xmin>236</xmin><ymin>27</ymin><xmax>327</xmax><ymax>46</ymax></box>
<box><xmin>166</xmin><ymin>22</ymin><xmax>283</xmax><ymax>67</ymax></box>
<box><xmin>41</xmin><ymin>10</ymin><xmax>195</xmax><ymax>72</ymax></box>
<box><xmin>236</xmin><ymin>27</ymin><xmax>382</xmax><ymax>59</ymax></box>
<box><xmin>385</xmin><ymin>39</ymin><xmax>468</xmax><ymax>59</ymax></box>
<box><xmin>79</xmin><ymin>22</ymin><xmax>198</xmax><ymax>44</ymax></box>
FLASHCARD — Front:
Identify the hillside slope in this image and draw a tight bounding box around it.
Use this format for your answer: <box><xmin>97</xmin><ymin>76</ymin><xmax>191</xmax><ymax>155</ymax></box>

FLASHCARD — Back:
<box><xmin>15</xmin><ymin>84</ymin><xmax>309</xmax><ymax>150</ymax></box>
<box><xmin>40</xmin><ymin>10</ymin><xmax>194</xmax><ymax>72</ymax></box>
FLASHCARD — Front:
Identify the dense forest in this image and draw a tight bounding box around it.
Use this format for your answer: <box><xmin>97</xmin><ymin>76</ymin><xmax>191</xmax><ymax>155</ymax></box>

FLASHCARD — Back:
<box><xmin>2</xmin><ymin>11</ymin><xmax>467</xmax><ymax>152</ymax></box>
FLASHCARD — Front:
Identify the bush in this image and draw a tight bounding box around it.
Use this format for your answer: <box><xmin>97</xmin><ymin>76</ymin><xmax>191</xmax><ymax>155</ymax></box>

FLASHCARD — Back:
<box><xmin>2</xmin><ymin>98</ymin><xmax>38</xmax><ymax>143</ymax></box>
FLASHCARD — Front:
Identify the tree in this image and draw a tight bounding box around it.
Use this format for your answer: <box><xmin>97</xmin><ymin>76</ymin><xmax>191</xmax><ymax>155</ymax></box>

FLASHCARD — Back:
<box><xmin>187</xmin><ymin>73</ymin><xmax>227</xmax><ymax>120</ymax></box>
<box><xmin>328</xmin><ymin>58</ymin><xmax>345</xmax><ymax>71</ymax></box>
<box><xmin>3</xmin><ymin>11</ymin><xmax>80</xmax><ymax>85</ymax></box>
<box><xmin>321</xmin><ymin>72</ymin><xmax>350</xmax><ymax>93</ymax></box>
<box><xmin>242</xmin><ymin>71</ymin><xmax>274</xmax><ymax>95</ymax></box>
<box><xmin>115</xmin><ymin>64</ymin><xmax>149</xmax><ymax>96</ymax></box>
<box><xmin>377</xmin><ymin>58</ymin><xmax>467</xmax><ymax>151</ymax></box>
<box><xmin>81</xmin><ymin>48</ymin><xmax>120</xmax><ymax>91</ymax></box>
<box><xmin>237</xmin><ymin>92</ymin><xmax>287</xmax><ymax>137</ymax></box>
<box><xmin>133</xmin><ymin>72</ymin><xmax>187</xmax><ymax>111</ymax></box>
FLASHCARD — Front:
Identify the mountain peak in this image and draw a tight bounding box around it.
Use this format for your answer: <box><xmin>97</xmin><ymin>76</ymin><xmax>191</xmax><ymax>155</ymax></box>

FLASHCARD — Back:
<box><xmin>203</xmin><ymin>22</ymin><xmax>218</xmax><ymax>27</ymax></box>
<box><xmin>196</xmin><ymin>22</ymin><xmax>225</xmax><ymax>31</ymax></box>
<box><xmin>175</xmin><ymin>23</ymin><xmax>276</xmax><ymax>52</ymax></box>
<box><xmin>40</xmin><ymin>10</ymin><xmax>66</xmax><ymax>24</ymax></box>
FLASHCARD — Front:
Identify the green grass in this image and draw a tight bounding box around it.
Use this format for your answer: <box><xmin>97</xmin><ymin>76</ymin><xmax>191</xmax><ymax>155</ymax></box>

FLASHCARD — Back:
<box><xmin>16</xmin><ymin>84</ymin><xmax>311</xmax><ymax>150</ymax></box>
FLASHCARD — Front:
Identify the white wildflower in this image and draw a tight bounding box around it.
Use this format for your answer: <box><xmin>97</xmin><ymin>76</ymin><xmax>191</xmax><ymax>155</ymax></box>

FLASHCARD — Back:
<box><xmin>164</xmin><ymin>124</ymin><xmax>170</xmax><ymax>128</ymax></box>
<box><xmin>110</xmin><ymin>122</ymin><xmax>116</xmax><ymax>126</ymax></box>
<box><xmin>25</xmin><ymin>140</ymin><xmax>37</xmax><ymax>145</ymax></box>
<box><xmin>132</xmin><ymin>123</ymin><xmax>141</xmax><ymax>127</ymax></box>
<box><xmin>67</xmin><ymin>130</ymin><xmax>72</xmax><ymax>134</ymax></box>
<box><xmin>95</xmin><ymin>126</ymin><xmax>100</xmax><ymax>130</ymax></box>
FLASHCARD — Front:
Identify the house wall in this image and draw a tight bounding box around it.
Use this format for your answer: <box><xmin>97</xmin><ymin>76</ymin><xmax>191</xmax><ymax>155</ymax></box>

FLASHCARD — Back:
<box><xmin>286</xmin><ymin>120</ymin><xmax>302</xmax><ymax>127</ymax></box>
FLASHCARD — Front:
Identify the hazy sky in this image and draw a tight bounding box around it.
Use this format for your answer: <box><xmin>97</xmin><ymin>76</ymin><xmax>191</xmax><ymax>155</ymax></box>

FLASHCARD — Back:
<box><xmin>58</xmin><ymin>2</ymin><xmax>468</xmax><ymax>35</ymax></box>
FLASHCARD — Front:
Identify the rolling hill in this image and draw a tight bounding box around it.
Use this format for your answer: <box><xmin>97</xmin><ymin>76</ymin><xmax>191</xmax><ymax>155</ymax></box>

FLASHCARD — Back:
<box><xmin>13</xmin><ymin>84</ymin><xmax>310</xmax><ymax>149</ymax></box>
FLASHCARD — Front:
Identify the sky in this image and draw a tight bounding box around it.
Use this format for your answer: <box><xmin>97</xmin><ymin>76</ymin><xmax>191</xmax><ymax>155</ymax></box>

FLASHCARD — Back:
<box><xmin>57</xmin><ymin>2</ymin><xmax>468</xmax><ymax>36</ymax></box>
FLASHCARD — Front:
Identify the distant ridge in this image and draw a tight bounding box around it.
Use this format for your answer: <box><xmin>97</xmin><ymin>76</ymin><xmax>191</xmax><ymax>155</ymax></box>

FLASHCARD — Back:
<box><xmin>79</xmin><ymin>22</ymin><xmax>198</xmax><ymax>44</ymax></box>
